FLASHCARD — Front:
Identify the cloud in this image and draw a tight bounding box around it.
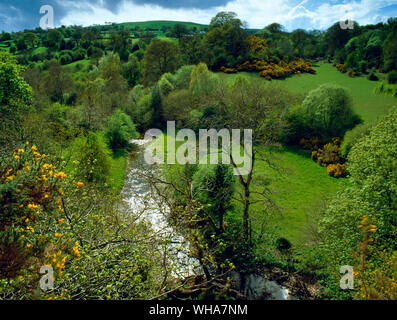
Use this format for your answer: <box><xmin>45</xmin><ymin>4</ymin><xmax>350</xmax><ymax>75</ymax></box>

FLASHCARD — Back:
<box><xmin>1</xmin><ymin>0</ymin><xmax>396</xmax><ymax>32</ymax></box>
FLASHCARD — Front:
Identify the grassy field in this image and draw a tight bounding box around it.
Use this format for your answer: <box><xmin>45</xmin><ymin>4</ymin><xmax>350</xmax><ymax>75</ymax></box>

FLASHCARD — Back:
<box><xmin>250</xmin><ymin>146</ymin><xmax>348</xmax><ymax>245</ymax></box>
<box><xmin>220</xmin><ymin>63</ymin><xmax>396</xmax><ymax>123</ymax></box>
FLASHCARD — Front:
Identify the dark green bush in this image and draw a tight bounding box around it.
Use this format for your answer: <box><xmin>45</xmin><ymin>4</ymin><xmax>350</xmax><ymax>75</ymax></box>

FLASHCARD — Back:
<box><xmin>387</xmin><ymin>70</ymin><xmax>397</xmax><ymax>84</ymax></box>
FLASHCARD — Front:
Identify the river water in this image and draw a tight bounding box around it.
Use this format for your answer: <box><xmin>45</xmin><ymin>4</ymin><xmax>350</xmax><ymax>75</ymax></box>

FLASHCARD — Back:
<box><xmin>122</xmin><ymin>139</ymin><xmax>295</xmax><ymax>300</ymax></box>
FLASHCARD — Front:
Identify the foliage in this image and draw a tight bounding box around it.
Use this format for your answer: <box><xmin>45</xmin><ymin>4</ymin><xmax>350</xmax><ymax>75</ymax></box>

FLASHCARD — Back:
<box><xmin>143</xmin><ymin>40</ymin><xmax>181</xmax><ymax>84</ymax></box>
<box><xmin>300</xmin><ymin>83</ymin><xmax>361</xmax><ymax>140</ymax></box>
<box><xmin>341</xmin><ymin>122</ymin><xmax>374</xmax><ymax>158</ymax></box>
<box><xmin>318</xmin><ymin>107</ymin><xmax>397</xmax><ymax>299</ymax></box>
<box><xmin>0</xmin><ymin>52</ymin><xmax>32</xmax><ymax>118</ymax></box>
<box><xmin>0</xmin><ymin>145</ymin><xmax>165</xmax><ymax>300</ymax></box>
<box><xmin>71</xmin><ymin>132</ymin><xmax>111</xmax><ymax>184</ymax></box>
<box><xmin>105</xmin><ymin>109</ymin><xmax>139</xmax><ymax>151</ymax></box>
<box><xmin>192</xmin><ymin>164</ymin><xmax>235</xmax><ymax>231</ymax></box>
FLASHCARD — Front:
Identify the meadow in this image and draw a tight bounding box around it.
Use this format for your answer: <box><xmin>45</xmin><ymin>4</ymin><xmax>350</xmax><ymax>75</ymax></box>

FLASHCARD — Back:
<box><xmin>220</xmin><ymin>63</ymin><xmax>396</xmax><ymax>123</ymax></box>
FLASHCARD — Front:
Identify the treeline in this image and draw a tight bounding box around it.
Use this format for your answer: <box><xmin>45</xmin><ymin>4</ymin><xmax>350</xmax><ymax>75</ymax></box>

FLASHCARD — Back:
<box><xmin>1</xmin><ymin>12</ymin><xmax>396</xmax><ymax>77</ymax></box>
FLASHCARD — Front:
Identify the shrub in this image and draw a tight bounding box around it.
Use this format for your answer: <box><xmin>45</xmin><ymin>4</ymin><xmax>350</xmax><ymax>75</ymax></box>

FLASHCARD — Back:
<box><xmin>387</xmin><ymin>70</ymin><xmax>397</xmax><ymax>84</ymax></box>
<box><xmin>0</xmin><ymin>144</ymin><xmax>67</xmax><ymax>278</ymax></box>
<box><xmin>59</xmin><ymin>53</ymin><xmax>72</xmax><ymax>65</ymax></box>
<box><xmin>327</xmin><ymin>163</ymin><xmax>347</xmax><ymax>178</ymax></box>
<box><xmin>71</xmin><ymin>48</ymin><xmax>86</xmax><ymax>62</ymax></box>
<box><xmin>105</xmin><ymin>109</ymin><xmax>139</xmax><ymax>150</ymax></box>
<box><xmin>299</xmin><ymin>137</ymin><xmax>325</xmax><ymax>150</ymax></box>
<box><xmin>311</xmin><ymin>138</ymin><xmax>342</xmax><ymax>167</ymax></box>
<box><xmin>368</xmin><ymin>72</ymin><xmax>379</xmax><ymax>81</ymax></box>
<box><xmin>276</xmin><ymin>238</ymin><xmax>292</xmax><ymax>251</ymax></box>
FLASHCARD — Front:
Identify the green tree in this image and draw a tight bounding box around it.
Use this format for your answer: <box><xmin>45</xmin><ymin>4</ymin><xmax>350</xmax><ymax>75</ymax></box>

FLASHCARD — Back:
<box><xmin>319</xmin><ymin>107</ymin><xmax>397</xmax><ymax>299</ymax></box>
<box><xmin>209</xmin><ymin>12</ymin><xmax>238</xmax><ymax>29</ymax></box>
<box><xmin>105</xmin><ymin>109</ymin><xmax>139</xmax><ymax>150</ymax></box>
<box><xmin>121</xmin><ymin>54</ymin><xmax>141</xmax><ymax>87</ymax></box>
<box><xmin>73</xmin><ymin>132</ymin><xmax>111</xmax><ymax>184</ymax></box>
<box><xmin>47</xmin><ymin>29</ymin><xmax>64</xmax><ymax>48</ymax></box>
<box><xmin>0</xmin><ymin>52</ymin><xmax>32</xmax><ymax>118</ymax></box>
<box><xmin>301</xmin><ymin>83</ymin><xmax>361</xmax><ymax>139</ymax></box>
<box><xmin>193</xmin><ymin>164</ymin><xmax>235</xmax><ymax>232</ymax></box>
<box><xmin>23</xmin><ymin>32</ymin><xmax>39</xmax><ymax>49</ymax></box>
<box><xmin>143</xmin><ymin>40</ymin><xmax>181</xmax><ymax>84</ymax></box>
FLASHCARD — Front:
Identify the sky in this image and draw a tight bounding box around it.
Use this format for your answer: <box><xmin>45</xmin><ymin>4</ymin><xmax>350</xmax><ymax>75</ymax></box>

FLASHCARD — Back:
<box><xmin>0</xmin><ymin>0</ymin><xmax>396</xmax><ymax>32</ymax></box>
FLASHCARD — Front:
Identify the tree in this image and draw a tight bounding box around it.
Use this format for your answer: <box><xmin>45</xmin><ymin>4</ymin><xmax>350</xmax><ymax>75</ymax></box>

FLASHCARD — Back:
<box><xmin>121</xmin><ymin>54</ymin><xmax>141</xmax><ymax>87</ymax></box>
<box><xmin>150</xmin><ymin>83</ymin><xmax>165</xmax><ymax>129</ymax></box>
<box><xmin>88</xmin><ymin>46</ymin><xmax>103</xmax><ymax>65</ymax></box>
<box><xmin>47</xmin><ymin>29</ymin><xmax>64</xmax><ymax>48</ymax></box>
<box><xmin>300</xmin><ymin>83</ymin><xmax>361</xmax><ymax>139</ymax></box>
<box><xmin>143</xmin><ymin>40</ymin><xmax>181</xmax><ymax>84</ymax></box>
<box><xmin>44</xmin><ymin>60</ymin><xmax>73</xmax><ymax>103</ymax></box>
<box><xmin>105</xmin><ymin>109</ymin><xmax>139</xmax><ymax>150</ymax></box>
<box><xmin>319</xmin><ymin>107</ymin><xmax>397</xmax><ymax>299</ymax></box>
<box><xmin>23</xmin><ymin>32</ymin><xmax>39</xmax><ymax>49</ymax></box>
<box><xmin>193</xmin><ymin>164</ymin><xmax>235</xmax><ymax>232</ymax></box>
<box><xmin>169</xmin><ymin>23</ymin><xmax>189</xmax><ymax>39</ymax></box>
<box><xmin>204</xmin><ymin>14</ymin><xmax>247</xmax><ymax>68</ymax></box>
<box><xmin>383</xmin><ymin>25</ymin><xmax>397</xmax><ymax>72</ymax></box>
<box><xmin>209</xmin><ymin>12</ymin><xmax>238</xmax><ymax>29</ymax></box>
<box><xmin>0</xmin><ymin>52</ymin><xmax>32</xmax><ymax>118</ymax></box>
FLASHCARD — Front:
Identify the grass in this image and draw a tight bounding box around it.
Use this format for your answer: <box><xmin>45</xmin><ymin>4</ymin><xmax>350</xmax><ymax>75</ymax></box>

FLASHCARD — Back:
<box><xmin>108</xmin><ymin>148</ymin><xmax>128</xmax><ymax>193</ymax></box>
<box><xmin>250</xmin><ymin>146</ymin><xmax>347</xmax><ymax>245</ymax></box>
<box><xmin>220</xmin><ymin>63</ymin><xmax>396</xmax><ymax>123</ymax></box>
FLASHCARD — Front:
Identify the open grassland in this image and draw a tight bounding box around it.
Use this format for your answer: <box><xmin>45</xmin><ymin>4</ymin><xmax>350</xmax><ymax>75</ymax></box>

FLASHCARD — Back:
<box><xmin>220</xmin><ymin>63</ymin><xmax>396</xmax><ymax>123</ymax></box>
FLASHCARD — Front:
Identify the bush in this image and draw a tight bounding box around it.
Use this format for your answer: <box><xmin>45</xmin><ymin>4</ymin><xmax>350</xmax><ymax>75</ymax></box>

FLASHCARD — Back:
<box><xmin>368</xmin><ymin>72</ymin><xmax>379</xmax><ymax>81</ymax></box>
<box><xmin>276</xmin><ymin>238</ymin><xmax>292</xmax><ymax>251</ymax></box>
<box><xmin>326</xmin><ymin>163</ymin><xmax>347</xmax><ymax>178</ymax></box>
<box><xmin>387</xmin><ymin>70</ymin><xmax>397</xmax><ymax>84</ymax></box>
<box><xmin>105</xmin><ymin>109</ymin><xmax>139</xmax><ymax>150</ymax></box>
<box><xmin>59</xmin><ymin>53</ymin><xmax>72</xmax><ymax>65</ymax></box>
<box><xmin>311</xmin><ymin>138</ymin><xmax>342</xmax><ymax>167</ymax></box>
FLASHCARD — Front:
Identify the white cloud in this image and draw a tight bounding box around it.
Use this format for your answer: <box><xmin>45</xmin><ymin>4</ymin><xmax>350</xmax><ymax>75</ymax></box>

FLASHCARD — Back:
<box><xmin>58</xmin><ymin>0</ymin><xmax>397</xmax><ymax>30</ymax></box>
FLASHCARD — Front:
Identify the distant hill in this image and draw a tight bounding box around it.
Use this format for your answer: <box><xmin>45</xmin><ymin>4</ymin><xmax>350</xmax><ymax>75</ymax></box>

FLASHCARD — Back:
<box><xmin>117</xmin><ymin>20</ymin><xmax>208</xmax><ymax>31</ymax></box>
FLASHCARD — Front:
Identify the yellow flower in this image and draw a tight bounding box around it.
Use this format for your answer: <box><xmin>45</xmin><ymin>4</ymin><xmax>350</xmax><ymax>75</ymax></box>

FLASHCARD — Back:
<box><xmin>14</xmin><ymin>155</ymin><xmax>20</xmax><ymax>160</ymax></box>
<box><xmin>25</xmin><ymin>141</ymin><xmax>29</xmax><ymax>145</ymax></box>
<box><xmin>26</xmin><ymin>243</ymin><xmax>32</xmax><ymax>248</ymax></box>
<box><xmin>58</xmin><ymin>218</ymin><xmax>65</xmax><ymax>225</ymax></box>
<box><xmin>31</xmin><ymin>145</ymin><xmax>37</xmax><ymax>151</ymax></box>
<box><xmin>76</xmin><ymin>182</ymin><xmax>84</xmax><ymax>188</ymax></box>
<box><xmin>55</xmin><ymin>233</ymin><xmax>63</xmax><ymax>238</ymax></box>
<box><xmin>7</xmin><ymin>175</ymin><xmax>14</xmax><ymax>180</ymax></box>
<box><xmin>54</xmin><ymin>172</ymin><xmax>67</xmax><ymax>180</ymax></box>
